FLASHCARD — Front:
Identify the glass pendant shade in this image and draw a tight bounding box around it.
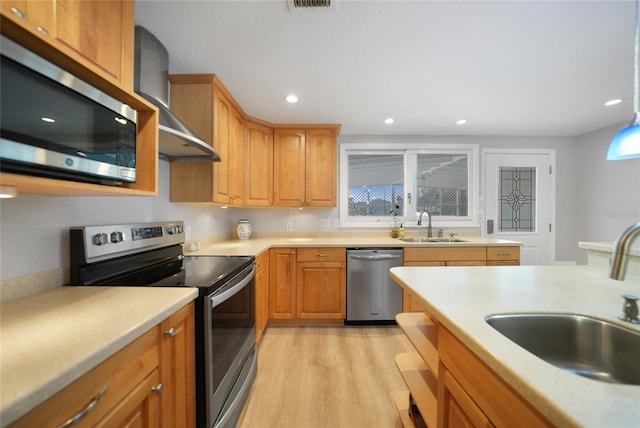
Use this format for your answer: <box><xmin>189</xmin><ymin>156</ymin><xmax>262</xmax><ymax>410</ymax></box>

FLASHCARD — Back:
<box><xmin>607</xmin><ymin>115</ymin><xmax>640</xmax><ymax>160</ymax></box>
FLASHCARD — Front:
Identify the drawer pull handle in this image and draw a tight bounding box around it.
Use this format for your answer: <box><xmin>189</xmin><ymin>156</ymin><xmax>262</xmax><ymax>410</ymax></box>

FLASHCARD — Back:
<box><xmin>316</xmin><ymin>253</ymin><xmax>329</xmax><ymax>257</ymax></box>
<box><xmin>57</xmin><ymin>386</ymin><xmax>108</xmax><ymax>428</ymax></box>
<box><xmin>151</xmin><ymin>383</ymin><xmax>164</xmax><ymax>394</ymax></box>
<box><xmin>497</xmin><ymin>252</ymin><xmax>511</xmax><ymax>256</ymax></box>
<box><xmin>36</xmin><ymin>26</ymin><xmax>49</xmax><ymax>36</ymax></box>
<box><xmin>164</xmin><ymin>327</ymin><xmax>176</xmax><ymax>337</ymax></box>
<box><xmin>10</xmin><ymin>7</ymin><xmax>26</xmax><ymax>20</ymax></box>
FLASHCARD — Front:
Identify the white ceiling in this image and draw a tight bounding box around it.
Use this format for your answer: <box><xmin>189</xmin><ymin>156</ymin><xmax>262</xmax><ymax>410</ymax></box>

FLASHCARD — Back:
<box><xmin>134</xmin><ymin>0</ymin><xmax>635</xmax><ymax>137</ymax></box>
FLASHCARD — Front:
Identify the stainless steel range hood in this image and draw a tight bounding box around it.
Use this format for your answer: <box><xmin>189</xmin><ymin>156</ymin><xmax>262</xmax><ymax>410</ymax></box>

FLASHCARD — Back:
<box><xmin>134</xmin><ymin>26</ymin><xmax>219</xmax><ymax>162</ymax></box>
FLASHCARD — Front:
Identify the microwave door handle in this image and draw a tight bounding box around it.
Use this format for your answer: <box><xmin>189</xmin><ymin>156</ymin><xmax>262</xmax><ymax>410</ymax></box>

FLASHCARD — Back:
<box><xmin>210</xmin><ymin>266</ymin><xmax>256</xmax><ymax>308</ymax></box>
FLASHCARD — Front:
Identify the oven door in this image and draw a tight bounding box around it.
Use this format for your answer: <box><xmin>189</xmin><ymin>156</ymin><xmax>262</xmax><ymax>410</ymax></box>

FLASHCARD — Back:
<box><xmin>204</xmin><ymin>264</ymin><xmax>256</xmax><ymax>428</ymax></box>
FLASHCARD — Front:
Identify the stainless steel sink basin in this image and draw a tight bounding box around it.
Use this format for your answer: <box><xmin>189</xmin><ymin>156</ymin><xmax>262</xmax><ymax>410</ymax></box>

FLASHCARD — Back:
<box><xmin>485</xmin><ymin>313</ymin><xmax>640</xmax><ymax>385</ymax></box>
<box><xmin>399</xmin><ymin>237</ymin><xmax>467</xmax><ymax>243</ymax></box>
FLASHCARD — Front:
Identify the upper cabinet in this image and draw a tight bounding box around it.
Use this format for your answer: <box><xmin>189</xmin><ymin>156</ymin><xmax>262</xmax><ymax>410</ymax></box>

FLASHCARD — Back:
<box><xmin>2</xmin><ymin>0</ymin><xmax>134</xmax><ymax>89</ymax></box>
<box><xmin>0</xmin><ymin>0</ymin><xmax>158</xmax><ymax>196</ymax></box>
<box><xmin>169</xmin><ymin>74</ymin><xmax>341</xmax><ymax>207</ymax></box>
<box><xmin>169</xmin><ymin>74</ymin><xmax>245</xmax><ymax>205</ymax></box>
<box><xmin>273</xmin><ymin>127</ymin><xmax>338</xmax><ymax>207</ymax></box>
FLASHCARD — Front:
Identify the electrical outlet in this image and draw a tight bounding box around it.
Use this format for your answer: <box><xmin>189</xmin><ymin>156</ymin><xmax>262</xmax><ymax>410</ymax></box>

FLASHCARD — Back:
<box><xmin>320</xmin><ymin>219</ymin><xmax>330</xmax><ymax>228</ymax></box>
<box><xmin>286</xmin><ymin>221</ymin><xmax>293</xmax><ymax>231</ymax></box>
<box><xmin>185</xmin><ymin>226</ymin><xmax>192</xmax><ymax>240</ymax></box>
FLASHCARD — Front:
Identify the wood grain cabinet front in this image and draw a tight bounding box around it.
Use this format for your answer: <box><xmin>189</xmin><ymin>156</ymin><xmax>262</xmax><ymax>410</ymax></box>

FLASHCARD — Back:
<box><xmin>10</xmin><ymin>303</ymin><xmax>196</xmax><ymax>428</ymax></box>
<box><xmin>244</xmin><ymin>119</ymin><xmax>275</xmax><ymax>207</ymax></box>
<box><xmin>273</xmin><ymin>127</ymin><xmax>339</xmax><ymax>208</ymax></box>
<box><xmin>269</xmin><ymin>248</ymin><xmax>297</xmax><ymax>320</ymax></box>
<box><xmin>295</xmin><ymin>248</ymin><xmax>346</xmax><ymax>320</ymax></box>
<box><xmin>169</xmin><ymin>74</ymin><xmax>245</xmax><ymax>205</ymax></box>
<box><xmin>2</xmin><ymin>0</ymin><xmax>134</xmax><ymax>89</ymax></box>
<box><xmin>256</xmin><ymin>250</ymin><xmax>271</xmax><ymax>341</ymax></box>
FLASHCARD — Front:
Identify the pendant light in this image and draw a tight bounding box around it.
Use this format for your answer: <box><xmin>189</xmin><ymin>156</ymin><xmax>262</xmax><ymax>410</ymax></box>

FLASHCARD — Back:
<box><xmin>607</xmin><ymin>0</ymin><xmax>640</xmax><ymax>160</ymax></box>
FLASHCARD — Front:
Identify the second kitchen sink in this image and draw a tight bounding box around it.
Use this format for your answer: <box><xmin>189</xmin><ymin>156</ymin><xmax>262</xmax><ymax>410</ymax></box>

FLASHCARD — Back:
<box><xmin>485</xmin><ymin>313</ymin><xmax>640</xmax><ymax>385</ymax></box>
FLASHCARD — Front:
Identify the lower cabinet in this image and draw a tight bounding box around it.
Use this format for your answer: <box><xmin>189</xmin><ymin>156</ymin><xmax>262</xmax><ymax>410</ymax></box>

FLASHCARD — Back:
<box><xmin>256</xmin><ymin>250</ymin><xmax>270</xmax><ymax>341</ymax></box>
<box><xmin>11</xmin><ymin>303</ymin><xmax>195</xmax><ymax>428</ymax></box>
<box><xmin>296</xmin><ymin>248</ymin><xmax>346</xmax><ymax>320</ymax></box>
<box><xmin>269</xmin><ymin>247</ymin><xmax>346</xmax><ymax>323</ymax></box>
<box><xmin>395</xmin><ymin>304</ymin><xmax>550</xmax><ymax>428</ymax></box>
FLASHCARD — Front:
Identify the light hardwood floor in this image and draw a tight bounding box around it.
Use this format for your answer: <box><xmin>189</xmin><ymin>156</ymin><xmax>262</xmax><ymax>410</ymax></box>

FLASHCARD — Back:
<box><xmin>237</xmin><ymin>325</ymin><xmax>414</xmax><ymax>428</ymax></box>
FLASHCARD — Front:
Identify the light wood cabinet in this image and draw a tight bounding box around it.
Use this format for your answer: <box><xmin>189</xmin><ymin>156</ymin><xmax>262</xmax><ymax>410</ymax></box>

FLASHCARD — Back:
<box><xmin>244</xmin><ymin>119</ymin><xmax>274</xmax><ymax>207</ymax></box>
<box><xmin>168</xmin><ymin>74</ymin><xmax>245</xmax><ymax>204</ymax></box>
<box><xmin>295</xmin><ymin>247</ymin><xmax>346</xmax><ymax>320</ymax></box>
<box><xmin>269</xmin><ymin>248</ymin><xmax>297</xmax><ymax>320</ymax></box>
<box><xmin>256</xmin><ymin>250</ymin><xmax>270</xmax><ymax>341</ymax></box>
<box><xmin>273</xmin><ymin>127</ymin><xmax>339</xmax><ymax>207</ymax></box>
<box><xmin>159</xmin><ymin>303</ymin><xmax>196</xmax><ymax>428</ymax></box>
<box><xmin>10</xmin><ymin>303</ymin><xmax>195</xmax><ymax>428</ymax></box>
<box><xmin>0</xmin><ymin>1</ymin><xmax>157</xmax><ymax>197</ymax></box>
<box><xmin>2</xmin><ymin>0</ymin><xmax>134</xmax><ymax>89</ymax></box>
<box><xmin>486</xmin><ymin>246</ymin><xmax>521</xmax><ymax>266</ymax></box>
<box><xmin>437</xmin><ymin>326</ymin><xmax>549</xmax><ymax>428</ymax></box>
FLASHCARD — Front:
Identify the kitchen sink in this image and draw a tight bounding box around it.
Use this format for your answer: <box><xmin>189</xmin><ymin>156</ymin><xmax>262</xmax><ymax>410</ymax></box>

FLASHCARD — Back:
<box><xmin>399</xmin><ymin>237</ymin><xmax>467</xmax><ymax>243</ymax></box>
<box><xmin>485</xmin><ymin>313</ymin><xmax>640</xmax><ymax>385</ymax></box>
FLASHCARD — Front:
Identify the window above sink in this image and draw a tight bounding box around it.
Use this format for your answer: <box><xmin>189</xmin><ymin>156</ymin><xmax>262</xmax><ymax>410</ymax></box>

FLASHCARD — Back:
<box><xmin>339</xmin><ymin>143</ymin><xmax>480</xmax><ymax>228</ymax></box>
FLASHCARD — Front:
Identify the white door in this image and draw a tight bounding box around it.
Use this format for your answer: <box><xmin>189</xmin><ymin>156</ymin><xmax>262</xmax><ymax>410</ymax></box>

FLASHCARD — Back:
<box><xmin>483</xmin><ymin>150</ymin><xmax>556</xmax><ymax>265</ymax></box>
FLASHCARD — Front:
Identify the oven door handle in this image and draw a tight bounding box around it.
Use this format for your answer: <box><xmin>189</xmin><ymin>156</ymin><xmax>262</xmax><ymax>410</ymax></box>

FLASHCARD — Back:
<box><xmin>210</xmin><ymin>265</ymin><xmax>256</xmax><ymax>308</ymax></box>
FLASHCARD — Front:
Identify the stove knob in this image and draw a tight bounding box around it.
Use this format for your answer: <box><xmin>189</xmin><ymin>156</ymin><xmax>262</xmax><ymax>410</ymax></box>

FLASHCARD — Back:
<box><xmin>176</xmin><ymin>226</ymin><xmax>184</xmax><ymax>234</ymax></box>
<box><xmin>93</xmin><ymin>233</ymin><xmax>109</xmax><ymax>246</ymax></box>
<box><xmin>167</xmin><ymin>226</ymin><xmax>178</xmax><ymax>235</ymax></box>
<box><xmin>110</xmin><ymin>231</ymin><xmax>124</xmax><ymax>243</ymax></box>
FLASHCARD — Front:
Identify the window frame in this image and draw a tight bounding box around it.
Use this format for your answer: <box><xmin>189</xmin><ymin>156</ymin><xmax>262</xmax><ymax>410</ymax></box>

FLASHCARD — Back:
<box><xmin>339</xmin><ymin>142</ymin><xmax>480</xmax><ymax>228</ymax></box>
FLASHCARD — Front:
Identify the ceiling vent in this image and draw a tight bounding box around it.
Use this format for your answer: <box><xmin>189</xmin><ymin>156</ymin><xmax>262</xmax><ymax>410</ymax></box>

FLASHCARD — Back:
<box><xmin>287</xmin><ymin>0</ymin><xmax>337</xmax><ymax>12</ymax></box>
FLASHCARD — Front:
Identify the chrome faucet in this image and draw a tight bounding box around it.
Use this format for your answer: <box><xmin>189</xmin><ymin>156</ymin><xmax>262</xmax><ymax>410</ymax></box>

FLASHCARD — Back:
<box><xmin>417</xmin><ymin>209</ymin><xmax>433</xmax><ymax>238</ymax></box>
<box><xmin>610</xmin><ymin>221</ymin><xmax>640</xmax><ymax>280</ymax></box>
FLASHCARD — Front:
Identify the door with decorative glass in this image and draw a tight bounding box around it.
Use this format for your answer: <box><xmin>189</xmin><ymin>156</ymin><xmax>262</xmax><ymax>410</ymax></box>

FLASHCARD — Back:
<box><xmin>483</xmin><ymin>150</ymin><xmax>555</xmax><ymax>265</ymax></box>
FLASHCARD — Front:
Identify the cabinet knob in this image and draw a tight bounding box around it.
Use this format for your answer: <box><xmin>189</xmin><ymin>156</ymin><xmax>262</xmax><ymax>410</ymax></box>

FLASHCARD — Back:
<box><xmin>164</xmin><ymin>327</ymin><xmax>176</xmax><ymax>337</ymax></box>
<box><xmin>151</xmin><ymin>384</ymin><xmax>164</xmax><ymax>394</ymax></box>
<box><xmin>10</xmin><ymin>7</ymin><xmax>26</xmax><ymax>20</ymax></box>
<box><xmin>57</xmin><ymin>386</ymin><xmax>108</xmax><ymax>427</ymax></box>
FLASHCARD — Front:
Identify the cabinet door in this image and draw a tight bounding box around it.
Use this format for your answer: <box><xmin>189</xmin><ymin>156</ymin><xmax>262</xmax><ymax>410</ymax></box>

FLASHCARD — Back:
<box><xmin>213</xmin><ymin>90</ymin><xmax>232</xmax><ymax>204</ymax></box>
<box><xmin>159</xmin><ymin>303</ymin><xmax>196</xmax><ymax>428</ymax></box>
<box><xmin>305</xmin><ymin>129</ymin><xmax>337</xmax><ymax>207</ymax></box>
<box><xmin>296</xmin><ymin>261</ymin><xmax>346</xmax><ymax>319</ymax></box>
<box><xmin>269</xmin><ymin>248</ymin><xmax>296</xmax><ymax>320</ymax></box>
<box><xmin>273</xmin><ymin>129</ymin><xmax>306</xmax><ymax>207</ymax></box>
<box><xmin>256</xmin><ymin>251</ymin><xmax>270</xmax><ymax>341</ymax></box>
<box><xmin>1</xmin><ymin>0</ymin><xmax>55</xmax><ymax>37</ymax></box>
<box><xmin>56</xmin><ymin>0</ymin><xmax>134</xmax><ymax>89</ymax></box>
<box><xmin>438</xmin><ymin>363</ymin><xmax>493</xmax><ymax>428</ymax></box>
<box><xmin>229</xmin><ymin>107</ymin><xmax>245</xmax><ymax>205</ymax></box>
<box><xmin>244</xmin><ymin>122</ymin><xmax>274</xmax><ymax>207</ymax></box>
<box><xmin>94</xmin><ymin>369</ymin><xmax>162</xmax><ymax>428</ymax></box>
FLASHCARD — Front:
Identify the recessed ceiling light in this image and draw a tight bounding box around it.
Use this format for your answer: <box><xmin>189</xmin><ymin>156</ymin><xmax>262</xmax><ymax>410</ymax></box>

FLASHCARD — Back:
<box><xmin>604</xmin><ymin>98</ymin><xmax>623</xmax><ymax>107</ymax></box>
<box><xmin>384</xmin><ymin>118</ymin><xmax>394</xmax><ymax>124</ymax></box>
<box><xmin>41</xmin><ymin>117</ymin><xmax>55</xmax><ymax>123</ymax></box>
<box><xmin>285</xmin><ymin>94</ymin><xmax>298</xmax><ymax>103</ymax></box>
<box><xmin>456</xmin><ymin>119</ymin><xmax>468</xmax><ymax>125</ymax></box>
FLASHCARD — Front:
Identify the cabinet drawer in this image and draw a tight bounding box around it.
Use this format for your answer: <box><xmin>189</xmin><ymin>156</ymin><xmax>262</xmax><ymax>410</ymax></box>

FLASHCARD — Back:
<box><xmin>486</xmin><ymin>246</ymin><xmax>520</xmax><ymax>261</ymax></box>
<box><xmin>296</xmin><ymin>247</ymin><xmax>345</xmax><ymax>262</ymax></box>
<box><xmin>486</xmin><ymin>260</ymin><xmax>520</xmax><ymax>266</ymax></box>
<box><xmin>12</xmin><ymin>328</ymin><xmax>159</xmax><ymax>428</ymax></box>
<box><xmin>404</xmin><ymin>247</ymin><xmax>486</xmax><ymax>262</ymax></box>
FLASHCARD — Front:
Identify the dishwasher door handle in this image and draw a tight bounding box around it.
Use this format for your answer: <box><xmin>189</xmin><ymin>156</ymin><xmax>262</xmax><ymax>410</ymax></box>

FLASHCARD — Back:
<box><xmin>348</xmin><ymin>254</ymin><xmax>402</xmax><ymax>261</ymax></box>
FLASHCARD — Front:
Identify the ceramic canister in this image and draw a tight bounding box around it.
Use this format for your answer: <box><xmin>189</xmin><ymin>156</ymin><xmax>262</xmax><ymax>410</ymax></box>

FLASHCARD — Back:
<box><xmin>237</xmin><ymin>219</ymin><xmax>252</xmax><ymax>239</ymax></box>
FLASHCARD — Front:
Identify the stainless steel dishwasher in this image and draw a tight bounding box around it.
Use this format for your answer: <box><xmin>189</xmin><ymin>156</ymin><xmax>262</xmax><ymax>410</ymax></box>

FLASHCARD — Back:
<box><xmin>346</xmin><ymin>248</ymin><xmax>404</xmax><ymax>324</ymax></box>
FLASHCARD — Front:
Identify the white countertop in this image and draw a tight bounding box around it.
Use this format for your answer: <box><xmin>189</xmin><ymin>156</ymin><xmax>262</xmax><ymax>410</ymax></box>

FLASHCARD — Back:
<box><xmin>186</xmin><ymin>234</ymin><xmax>520</xmax><ymax>257</ymax></box>
<box><xmin>0</xmin><ymin>286</ymin><xmax>198</xmax><ymax>427</ymax></box>
<box><xmin>390</xmin><ymin>265</ymin><xmax>640</xmax><ymax>427</ymax></box>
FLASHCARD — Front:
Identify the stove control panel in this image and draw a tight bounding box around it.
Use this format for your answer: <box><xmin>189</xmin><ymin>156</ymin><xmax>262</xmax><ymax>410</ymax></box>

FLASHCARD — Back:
<box><xmin>71</xmin><ymin>221</ymin><xmax>185</xmax><ymax>263</ymax></box>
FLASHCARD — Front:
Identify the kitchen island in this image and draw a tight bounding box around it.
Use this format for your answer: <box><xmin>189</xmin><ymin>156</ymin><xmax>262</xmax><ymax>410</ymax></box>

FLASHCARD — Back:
<box><xmin>390</xmin><ymin>265</ymin><xmax>640</xmax><ymax>427</ymax></box>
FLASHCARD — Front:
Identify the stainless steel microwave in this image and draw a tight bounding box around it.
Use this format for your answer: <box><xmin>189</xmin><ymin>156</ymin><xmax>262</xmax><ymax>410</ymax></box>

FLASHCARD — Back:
<box><xmin>0</xmin><ymin>35</ymin><xmax>137</xmax><ymax>185</ymax></box>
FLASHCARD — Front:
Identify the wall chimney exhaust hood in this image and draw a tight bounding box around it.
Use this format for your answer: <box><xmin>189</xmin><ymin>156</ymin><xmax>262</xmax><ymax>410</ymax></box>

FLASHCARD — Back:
<box><xmin>134</xmin><ymin>26</ymin><xmax>220</xmax><ymax>162</ymax></box>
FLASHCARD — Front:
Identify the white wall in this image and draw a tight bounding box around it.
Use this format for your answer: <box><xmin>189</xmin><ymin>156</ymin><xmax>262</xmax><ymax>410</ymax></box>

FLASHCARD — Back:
<box><xmin>0</xmin><ymin>161</ymin><xmax>230</xmax><ymax>281</ymax></box>
<box><xmin>573</xmin><ymin>123</ymin><xmax>640</xmax><ymax>264</ymax></box>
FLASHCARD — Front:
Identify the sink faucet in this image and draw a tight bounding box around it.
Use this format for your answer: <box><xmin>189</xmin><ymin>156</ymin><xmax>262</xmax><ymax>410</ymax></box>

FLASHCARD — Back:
<box><xmin>417</xmin><ymin>209</ymin><xmax>433</xmax><ymax>238</ymax></box>
<box><xmin>610</xmin><ymin>221</ymin><xmax>640</xmax><ymax>280</ymax></box>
